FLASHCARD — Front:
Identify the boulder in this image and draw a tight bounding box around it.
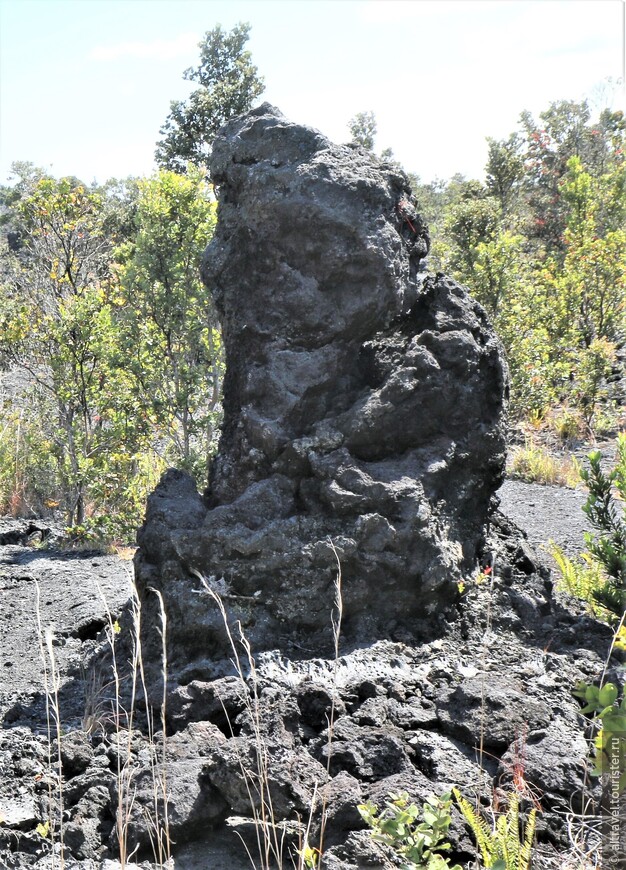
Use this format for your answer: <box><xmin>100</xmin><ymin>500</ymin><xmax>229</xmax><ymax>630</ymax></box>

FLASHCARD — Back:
<box><xmin>135</xmin><ymin>104</ymin><xmax>509</xmax><ymax>675</ymax></box>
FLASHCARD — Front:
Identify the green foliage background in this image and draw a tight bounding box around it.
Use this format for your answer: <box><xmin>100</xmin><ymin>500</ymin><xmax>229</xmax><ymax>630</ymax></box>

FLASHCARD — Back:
<box><xmin>0</xmin><ymin>167</ymin><xmax>221</xmax><ymax>541</ymax></box>
<box><xmin>415</xmin><ymin>100</ymin><xmax>625</xmax><ymax>423</ymax></box>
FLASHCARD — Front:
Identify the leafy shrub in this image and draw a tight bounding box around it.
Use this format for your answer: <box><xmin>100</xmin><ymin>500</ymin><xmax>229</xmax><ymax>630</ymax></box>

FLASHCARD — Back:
<box><xmin>0</xmin><ymin>396</ymin><xmax>165</xmax><ymax>542</ymax></box>
<box><xmin>573</xmin><ymin>680</ymin><xmax>626</xmax><ymax>793</ymax></box>
<box><xmin>571</xmin><ymin>438</ymin><xmax>626</xmax><ymax>796</ymax></box>
<box><xmin>545</xmin><ymin>407</ymin><xmax>586</xmax><ymax>442</ymax></box>
<box><xmin>570</xmin><ymin>338</ymin><xmax>617</xmax><ymax>429</ymax></box>
<box><xmin>550</xmin><ymin>544</ymin><xmax>608</xmax><ymax>618</ymax></box>
<box><xmin>592</xmin><ymin>403</ymin><xmax>624</xmax><ymax>439</ymax></box>
<box><xmin>358</xmin><ymin>791</ymin><xmax>462</xmax><ymax>870</ymax></box>
<box><xmin>0</xmin><ymin>406</ymin><xmax>57</xmax><ymax>516</ymax></box>
<box><xmin>579</xmin><ymin>435</ymin><xmax>626</xmax><ymax>617</ymax></box>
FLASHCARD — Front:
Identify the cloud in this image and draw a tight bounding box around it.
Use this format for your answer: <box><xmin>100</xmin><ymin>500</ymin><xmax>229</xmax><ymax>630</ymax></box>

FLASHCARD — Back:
<box><xmin>89</xmin><ymin>32</ymin><xmax>197</xmax><ymax>62</ymax></box>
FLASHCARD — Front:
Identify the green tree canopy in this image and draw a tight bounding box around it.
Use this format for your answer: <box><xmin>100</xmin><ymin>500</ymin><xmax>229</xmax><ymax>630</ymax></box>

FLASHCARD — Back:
<box><xmin>115</xmin><ymin>167</ymin><xmax>222</xmax><ymax>478</ymax></box>
<box><xmin>349</xmin><ymin>111</ymin><xmax>377</xmax><ymax>151</ymax></box>
<box><xmin>155</xmin><ymin>23</ymin><xmax>265</xmax><ymax>172</ymax></box>
<box><xmin>426</xmin><ymin>98</ymin><xmax>625</xmax><ymax>423</ymax></box>
<box><xmin>520</xmin><ymin>100</ymin><xmax>625</xmax><ymax>255</ymax></box>
<box><xmin>0</xmin><ymin>177</ymin><xmax>148</xmax><ymax>530</ymax></box>
<box><xmin>485</xmin><ymin>134</ymin><xmax>525</xmax><ymax>218</ymax></box>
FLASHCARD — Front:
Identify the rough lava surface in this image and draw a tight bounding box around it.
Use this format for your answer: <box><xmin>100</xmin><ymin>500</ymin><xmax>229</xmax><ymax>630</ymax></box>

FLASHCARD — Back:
<box><xmin>135</xmin><ymin>103</ymin><xmax>509</xmax><ymax>672</ymax></box>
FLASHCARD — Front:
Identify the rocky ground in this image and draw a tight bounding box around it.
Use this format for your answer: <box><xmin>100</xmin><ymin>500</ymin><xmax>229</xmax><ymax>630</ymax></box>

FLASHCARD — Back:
<box><xmin>498</xmin><ymin>478</ymin><xmax>589</xmax><ymax>564</ymax></box>
<box><xmin>0</xmin><ymin>459</ymin><xmax>616</xmax><ymax>869</ymax></box>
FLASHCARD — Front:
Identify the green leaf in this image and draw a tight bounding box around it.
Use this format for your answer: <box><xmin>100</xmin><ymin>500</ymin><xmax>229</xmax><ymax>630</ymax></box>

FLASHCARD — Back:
<box><xmin>599</xmin><ymin>682</ymin><xmax>619</xmax><ymax>707</ymax></box>
<box><xmin>602</xmin><ymin>713</ymin><xmax>626</xmax><ymax>733</ymax></box>
<box><xmin>36</xmin><ymin>820</ymin><xmax>50</xmax><ymax>838</ymax></box>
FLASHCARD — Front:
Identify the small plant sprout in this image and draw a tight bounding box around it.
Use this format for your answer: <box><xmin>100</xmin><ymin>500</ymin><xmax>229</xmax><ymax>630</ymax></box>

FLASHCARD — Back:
<box><xmin>296</xmin><ymin>842</ymin><xmax>320</xmax><ymax>869</ymax></box>
<box><xmin>36</xmin><ymin>819</ymin><xmax>51</xmax><ymax>839</ymax></box>
<box><xmin>457</xmin><ymin>563</ymin><xmax>493</xmax><ymax>596</ymax></box>
<box><xmin>476</xmin><ymin>565</ymin><xmax>492</xmax><ymax>584</ymax></box>
<box><xmin>503</xmin><ymin>732</ymin><xmax>542</xmax><ymax>813</ymax></box>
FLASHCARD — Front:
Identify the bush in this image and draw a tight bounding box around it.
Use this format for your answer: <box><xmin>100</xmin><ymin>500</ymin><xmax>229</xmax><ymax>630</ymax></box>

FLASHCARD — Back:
<box><xmin>453</xmin><ymin>790</ymin><xmax>535</xmax><ymax>870</ymax></box>
<box><xmin>358</xmin><ymin>791</ymin><xmax>462</xmax><ymax>870</ymax></box>
<box><xmin>579</xmin><ymin>435</ymin><xmax>626</xmax><ymax>617</ymax></box>
<box><xmin>0</xmin><ymin>406</ymin><xmax>58</xmax><ymax>517</ymax></box>
<box><xmin>508</xmin><ymin>442</ymin><xmax>579</xmax><ymax>487</ymax></box>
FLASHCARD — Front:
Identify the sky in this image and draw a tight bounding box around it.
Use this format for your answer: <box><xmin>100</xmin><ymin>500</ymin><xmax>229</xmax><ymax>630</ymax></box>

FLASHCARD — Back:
<box><xmin>0</xmin><ymin>0</ymin><xmax>624</xmax><ymax>187</ymax></box>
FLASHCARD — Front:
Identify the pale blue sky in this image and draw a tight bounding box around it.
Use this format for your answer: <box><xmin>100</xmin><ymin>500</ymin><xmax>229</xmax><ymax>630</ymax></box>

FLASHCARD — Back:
<box><xmin>0</xmin><ymin>0</ymin><xmax>624</xmax><ymax>186</ymax></box>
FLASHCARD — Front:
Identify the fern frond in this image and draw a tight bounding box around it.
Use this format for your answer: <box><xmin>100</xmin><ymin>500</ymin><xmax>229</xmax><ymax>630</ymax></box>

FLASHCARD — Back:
<box><xmin>500</xmin><ymin>794</ymin><xmax>521</xmax><ymax>868</ymax></box>
<box><xmin>549</xmin><ymin>542</ymin><xmax>608</xmax><ymax>617</ymax></box>
<box><xmin>520</xmin><ymin>807</ymin><xmax>536</xmax><ymax>870</ymax></box>
<box><xmin>455</xmin><ymin>790</ymin><xmax>537</xmax><ymax>870</ymax></box>
<box><xmin>453</xmin><ymin>789</ymin><xmax>497</xmax><ymax>865</ymax></box>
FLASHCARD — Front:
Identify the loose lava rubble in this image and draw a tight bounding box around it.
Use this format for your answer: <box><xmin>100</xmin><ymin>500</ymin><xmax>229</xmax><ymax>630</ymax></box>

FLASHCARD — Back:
<box><xmin>0</xmin><ymin>106</ymin><xmax>615</xmax><ymax>869</ymax></box>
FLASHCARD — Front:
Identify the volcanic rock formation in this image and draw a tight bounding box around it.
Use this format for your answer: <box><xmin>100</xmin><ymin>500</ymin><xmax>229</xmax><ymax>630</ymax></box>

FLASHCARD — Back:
<box><xmin>0</xmin><ymin>109</ymin><xmax>612</xmax><ymax>869</ymax></box>
<box><xmin>135</xmin><ymin>103</ymin><xmax>509</xmax><ymax>672</ymax></box>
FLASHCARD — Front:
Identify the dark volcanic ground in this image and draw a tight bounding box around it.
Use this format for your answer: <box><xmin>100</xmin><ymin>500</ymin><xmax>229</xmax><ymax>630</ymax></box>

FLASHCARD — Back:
<box><xmin>498</xmin><ymin>478</ymin><xmax>589</xmax><ymax>563</ymax></box>
<box><xmin>0</xmin><ymin>474</ymin><xmax>608</xmax><ymax>869</ymax></box>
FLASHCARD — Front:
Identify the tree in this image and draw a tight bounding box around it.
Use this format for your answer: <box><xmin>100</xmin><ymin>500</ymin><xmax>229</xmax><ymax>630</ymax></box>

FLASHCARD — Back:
<box><xmin>540</xmin><ymin>156</ymin><xmax>626</xmax><ymax>349</ymax></box>
<box><xmin>97</xmin><ymin>176</ymin><xmax>141</xmax><ymax>248</ymax></box>
<box><xmin>485</xmin><ymin>134</ymin><xmax>525</xmax><ymax>219</ymax></box>
<box><xmin>155</xmin><ymin>23</ymin><xmax>265</xmax><ymax>172</ymax></box>
<box><xmin>347</xmin><ymin>110</ymin><xmax>396</xmax><ymax>162</ymax></box>
<box><xmin>427</xmin><ymin>97</ymin><xmax>626</xmax><ymax>424</ymax></box>
<box><xmin>0</xmin><ymin>177</ymin><xmax>149</xmax><ymax>530</ymax></box>
<box><xmin>440</xmin><ymin>182</ymin><xmax>500</xmax><ymax>278</ymax></box>
<box><xmin>469</xmin><ymin>230</ymin><xmax>526</xmax><ymax>317</ymax></box>
<box><xmin>349</xmin><ymin>111</ymin><xmax>377</xmax><ymax>151</ymax></box>
<box><xmin>492</xmin><ymin>154</ymin><xmax>625</xmax><ymax>421</ymax></box>
<box><xmin>520</xmin><ymin>100</ymin><xmax>592</xmax><ymax>253</ymax></box>
<box><xmin>115</xmin><ymin>167</ymin><xmax>223</xmax><ymax>479</ymax></box>
<box><xmin>0</xmin><ymin>166</ymin><xmax>223</xmax><ymax>536</ymax></box>
<box><xmin>0</xmin><ymin>162</ymin><xmax>51</xmax><ymax>252</ymax></box>
<box><xmin>519</xmin><ymin>100</ymin><xmax>625</xmax><ymax>256</ymax></box>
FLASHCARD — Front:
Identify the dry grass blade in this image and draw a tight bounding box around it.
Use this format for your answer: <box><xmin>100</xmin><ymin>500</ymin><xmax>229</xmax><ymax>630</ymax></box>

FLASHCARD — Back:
<box><xmin>193</xmin><ymin>571</ymin><xmax>281</xmax><ymax>869</ymax></box>
<box><xmin>144</xmin><ymin>586</ymin><xmax>172</xmax><ymax>867</ymax></box>
<box><xmin>34</xmin><ymin>578</ymin><xmax>65</xmax><ymax>869</ymax></box>
<box><xmin>194</xmin><ymin>554</ymin><xmax>345</xmax><ymax>870</ymax></box>
<box><xmin>313</xmin><ymin>538</ymin><xmax>344</xmax><ymax>866</ymax></box>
